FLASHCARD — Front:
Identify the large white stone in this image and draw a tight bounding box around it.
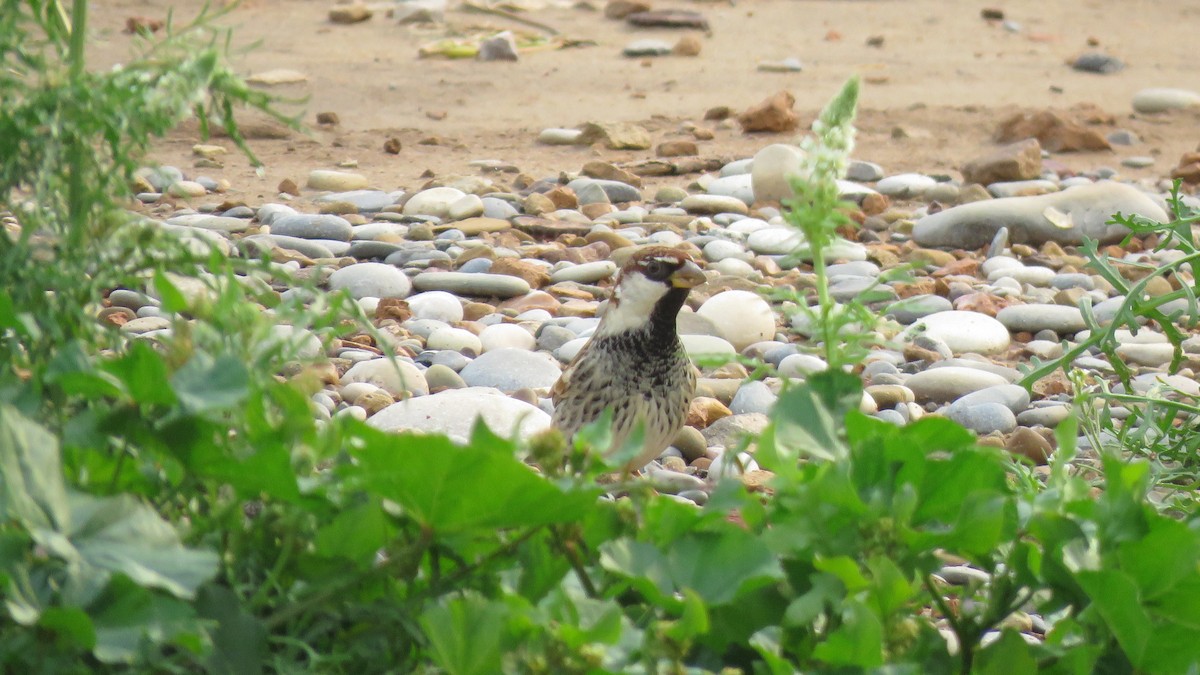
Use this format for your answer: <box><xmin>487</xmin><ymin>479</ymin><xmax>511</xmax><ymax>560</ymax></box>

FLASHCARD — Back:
<box><xmin>696</xmin><ymin>290</ymin><xmax>777</xmax><ymax>351</ymax></box>
<box><xmin>479</xmin><ymin>323</ymin><xmax>536</xmax><ymax>352</ymax></box>
<box><xmin>750</xmin><ymin>143</ymin><xmax>806</xmax><ymax>203</ymax></box>
<box><xmin>329</xmin><ymin>262</ymin><xmax>412</xmax><ymax>299</ymax></box>
<box><xmin>368</xmin><ymin>387</ymin><xmax>551</xmax><ymax>443</ymax></box>
<box><xmin>403</xmin><ymin>187</ymin><xmax>468</xmax><ymax>219</ymax></box>
<box><xmin>907</xmin><ymin>310</ymin><xmax>1011</xmax><ymax>355</ymax></box>
<box><xmin>459</xmin><ymin>348</ymin><xmax>561</xmax><ymax>391</ymax></box>
<box><xmin>406</xmin><ymin>291</ymin><xmax>464</xmax><ymax>322</ymax></box>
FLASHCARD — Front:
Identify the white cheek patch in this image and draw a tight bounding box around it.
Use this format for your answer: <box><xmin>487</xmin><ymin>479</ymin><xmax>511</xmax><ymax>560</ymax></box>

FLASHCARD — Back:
<box><xmin>596</xmin><ymin>272</ymin><xmax>666</xmax><ymax>336</ymax></box>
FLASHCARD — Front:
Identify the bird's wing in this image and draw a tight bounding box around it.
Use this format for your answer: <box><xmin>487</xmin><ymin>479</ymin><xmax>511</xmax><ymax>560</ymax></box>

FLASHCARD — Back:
<box><xmin>550</xmin><ymin>339</ymin><xmax>591</xmax><ymax>405</ymax></box>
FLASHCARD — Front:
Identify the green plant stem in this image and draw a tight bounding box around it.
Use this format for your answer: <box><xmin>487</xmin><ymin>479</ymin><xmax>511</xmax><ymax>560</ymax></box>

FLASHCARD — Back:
<box><xmin>553</xmin><ymin>526</ymin><xmax>599</xmax><ymax>597</ymax></box>
<box><xmin>65</xmin><ymin>0</ymin><xmax>89</xmax><ymax>248</ymax></box>
<box><xmin>923</xmin><ymin>575</ymin><xmax>971</xmax><ymax>674</ymax></box>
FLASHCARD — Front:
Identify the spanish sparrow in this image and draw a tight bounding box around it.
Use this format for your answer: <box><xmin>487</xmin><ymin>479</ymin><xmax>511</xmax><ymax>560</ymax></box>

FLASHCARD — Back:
<box><xmin>551</xmin><ymin>246</ymin><xmax>705</xmax><ymax>471</ymax></box>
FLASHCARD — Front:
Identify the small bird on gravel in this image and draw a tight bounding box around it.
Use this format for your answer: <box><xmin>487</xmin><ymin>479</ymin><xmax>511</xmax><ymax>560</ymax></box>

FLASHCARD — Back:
<box><xmin>551</xmin><ymin>246</ymin><xmax>705</xmax><ymax>471</ymax></box>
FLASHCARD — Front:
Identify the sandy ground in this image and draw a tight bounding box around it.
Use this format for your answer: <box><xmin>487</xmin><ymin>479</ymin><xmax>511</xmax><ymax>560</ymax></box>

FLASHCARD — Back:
<box><xmin>87</xmin><ymin>0</ymin><xmax>1200</xmax><ymax>201</ymax></box>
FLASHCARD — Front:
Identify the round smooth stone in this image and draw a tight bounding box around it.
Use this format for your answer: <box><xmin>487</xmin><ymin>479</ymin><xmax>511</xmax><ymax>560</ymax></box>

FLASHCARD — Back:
<box><xmin>996</xmin><ymin>304</ymin><xmax>1087</xmax><ymax>334</ymax></box>
<box><xmin>423</xmin><ymin>363</ymin><xmax>467</xmax><ymax>390</ymax></box>
<box><xmin>270</xmin><ymin>214</ymin><xmax>354</xmax><ymax>241</ymax></box>
<box><xmin>750</xmin><ymin>144</ymin><xmax>805</xmax><ymax>203</ymax></box>
<box><xmin>549</xmin><ymin>261</ymin><xmax>618</xmax><ymax>284</ymax></box>
<box><xmin>947</xmin><ymin>384</ymin><xmax>1031</xmax><ymax>415</ymax></box>
<box><xmin>710</xmin><ymin>258</ymin><xmax>757</xmax><ymax>278</ymax></box>
<box><xmin>565</xmin><ymin>178</ymin><xmax>641</xmax><ymax>203</ymax></box>
<box><xmin>907</xmin><ymin>311</ymin><xmax>1010</xmax><ymax>355</ymax></box>
<box><xmin>1017</xmin><ymin>404</ymin><xmax>1071</xmax><ymax>427</ymax></box>
<box><xmin>308</xmin><ymin>170</ymin><xmax>368</xmax><ymax>191</ymax></box>
<box><xmin>1131</xmin><ymin>88</ymin><xmax>1200</xmax><ymax>113</ymax></box>
<box><xmin>703</xmin><ymin>239</ymin><xmax>752</xmax><ymax>262</ymax></box>
<box><xmin>681</xmin><ymin>334</ymin><xmax>737</xmax><ymax>356</ymax></box>
<box><xmin>329</xmin><ymin>262</ymin><xmax>412</xmax><ymax>299</ymax></box>
<box><xmin>412</xmin><ymin>272</ymin><xmax>531</xmax><ymax>298</ymax></box>
<box><xmin>746</xmin><ymin>227</ymin><xmax>801</xmax><ymax>255</ymax></box>
<box><xmin>705</xmin><ymin>174</ymin><xmax>755</xmax><ymax>205</ymax></box>
<box><xmin>265</xmin><ymin>324</ymin><xmax>323</xmax><ymax>359</ymax></box>
<box><xmin>406</xmin><ymin>291</ymin><xmax>464</xmax><ymax>322</ymax></box>
<box><xmin>538</xmin><ymin>128</ymin><xmax>584</xmax><ymax>145</ymax></box>
<box><xmin>368</xmin><ymin>387</ymin><xmax>551</xmax><ymax>443</ymax></box>
<box><xmin>696</xmin><ymin>290</ymin><xmax>776</xmax><ymax>351</ymax></box>
<box><xmin>341</xmin><ymin>358</ymin><xmax>428</xmax><ymax>398</ymax></box>
<box><xmin>479</xmin><ymin>323</ymin><xmax>536</xmax><ymax>352</ymax></box>
<box><xmin>681</xmin><ymin>194</ymin><xmax>749</xmax><ymax>216</ymax></box>
<box><xmin>988</xmin><ymin>265</ymin><xmax>1056</xmax><ymax>286</ymax></box>
<box><xmin>1115</xmin><ymin>342</ymin><xmax>1175</xmax><ymax>367</ymax></box>
<box><xmin>459</xmin><ymin>349</ymin><xmax>561</xmax><ymax>391</ymax></box>
<box><xmin>554</xmin><ymin>337</ymin><xmax>589</xmax><ymax>363</ymax></box>
<box><xmin>536</xmin><ymin>325</ymin><xmax>576</xmax><ymax>352</ymax></box>
<box><xmin>886</xmin><ymin>294</ymin><xmax>953</xmax><ymax>324</ymax></box>
<box><xmin>403</xmin><ymin>187</ymin><xmax>467</xmax><ymax>219</ymax></box>
<box><xmin>905</xmin><ymin>367</ymin><xmax>1010</xmax><ymax>402</ymax></box>
<box><xmin>777</xmin><ymin>353</ymin><xmax>829</xmax><ymax>378</ymax></box>
<box><xmin>426</xmin><ymin>326</ymin><xmax>483</xmax><ymax>355</ymax></box>
<box><xmin>846</xmin><ymin>160</ymin><xmax>885</xmax><ymax>182</ymax></box>
<box><xmin>946</xmin><ymin>401</ymin><xmax>1017</xmax><ymax>435</ymax></box>
<box><xmin>875</xmin><ymin>173</ymin><xmax>937</xmax><ymax>198</ymax></box>
<box><xmin>730</xmin><ymin>381</ymin><xmax>777</xmax><ymax>415</ymax></box>
<box><xmin>314</xmin><ymin>190</ymin><xmax>395</xmax><ymax>212</ymax></box>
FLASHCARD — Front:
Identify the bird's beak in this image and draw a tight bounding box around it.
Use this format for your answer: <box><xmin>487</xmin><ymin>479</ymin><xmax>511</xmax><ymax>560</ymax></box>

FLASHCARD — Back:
<box><xmin>670</xmin><ymin>260</ymin><xmax>706</xmax><ymax>289</ymax></box>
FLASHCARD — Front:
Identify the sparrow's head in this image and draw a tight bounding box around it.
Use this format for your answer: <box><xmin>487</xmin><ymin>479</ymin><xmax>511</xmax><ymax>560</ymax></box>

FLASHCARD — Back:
<box><xmin>596</xmin><ymin>246</ymin><xmax>705</xmax><ymax>336</ymax></box>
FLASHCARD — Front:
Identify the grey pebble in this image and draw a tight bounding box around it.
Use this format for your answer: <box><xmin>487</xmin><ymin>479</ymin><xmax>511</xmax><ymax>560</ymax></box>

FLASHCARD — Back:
<box><xmin>270</xmin><ymin>214</ymin><xmax>354</xmax><ymax>242</ymax></box>
<box><xmin>459</xmin><ymin>348</ymin><xmax>561</xmax><ymax>391</ymax></box>
<box><xmin>945</xmin><ymin>401</ymin><xmax>1017</xmax><ymax>435</ymax></box>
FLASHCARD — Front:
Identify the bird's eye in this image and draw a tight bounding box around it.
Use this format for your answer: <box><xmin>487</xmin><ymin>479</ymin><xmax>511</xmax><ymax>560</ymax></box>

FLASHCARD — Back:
<box><xmin>643</xmin><ymin>260</ymin><xmax>670</xmax><ymax>280</ymax></box>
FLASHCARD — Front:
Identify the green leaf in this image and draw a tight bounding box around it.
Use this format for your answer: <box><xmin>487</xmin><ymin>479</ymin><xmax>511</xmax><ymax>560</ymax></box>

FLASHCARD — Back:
<box><xmin>664</xmin><ymin>588</ymin><xmax>710</xmax><ymax>642</ymax></box>
<box><xmin>170</xmin><ymin>352</ymin><xmax>250</xmax><ymax>414</ymax></box>
<box><xmin>0</xmin><ymin>290</ymin><xmax>16</xmax><ymax>329</ymax></box>
<box><xmin>1117</xmin><ymin>515</ymin><xmax>1197</xmax><ymax>600</ymax></box>
<box><xmin>0</xmin><ymin>404</ymin><xmax>70</xmax><ymax>531</ymax></box>
<box><xmin>667</xmin><ymin>529</ymin><xmax>783</xmax><ymax>606</ymax></box>
<box><xmin>766</xmin><ymin>373</ymin><xmax>856</xmax><ymax>464</ymax></box>
<box><xmin>976</xmin><ymin>629</ymin><xmax>1037</xmax><ymax>675</ymax></box>
<box><xmin>103</xmin><ymin>341</ymin><xmax>177</xmax><ymax>407</ymax></box>
<box><xmin>1075</xmin><ymin>569</ymin><xmax>1150</xmax><ymax>664</ymax></box>
<box><xmin>812</xmin><ymin>598</ymin><xmax>883</xmax><ymax>667</ymax></box>
<box><xmin>38</xmin><ymin>605</ymin><xmax>97</xmax><ymax>651</ymax></box>
<box><xmin>420</xmin><ymin>593</ymin><xmax>508</xmax><ymax>675</ymax></box>
<box><xmin>195</xmin><ymin>584</ymin><xmax>268</xmax><ymax>675</ymax></box>
<box><xmin>346</xmin><ymin>423</ymin><xmax>599</xmax><ymax>532</ymax></box>
<box><xmin>88</xmin><ymin>576</ymin><xmax>202</xmax><ymax>664</ymax></box>
<box><xmin>153</xmin><ymin>269</ymin><xmax>189</xmax><ymax>314</ymax></box>
<box><xmin>814</xmin><ymin>555</ymin><xmax>869</xmax><ymax>593</ymax></box>
<box><xmin>314</xmin><ymin>498</ymin><xmax>395</xmax><ymax>568</ymax></box>
<box><xmin>67</xmin><ymin>492</ymin><xmax>219</xmax><ymax>600</ymax></box>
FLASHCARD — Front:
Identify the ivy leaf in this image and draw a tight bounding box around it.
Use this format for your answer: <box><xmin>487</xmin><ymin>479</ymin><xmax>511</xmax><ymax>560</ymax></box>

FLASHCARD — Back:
<box><xmin>88</xmin><ymin>576</ymin><xmax>202</xmax><ymax>664</ymax></box>
<box><xmin>0</xmin><ymin>404</ymin><xmax>70</xmax><ymax>532</ymax></box>
<box><xmin>102</xmin><ymin>341</ymin><xmax>177</xmax><ymax>407</ymax></box>
<box><xmin>976</xmin><ymin>629</ymin><xmax>1037</xmax><ymax>675</ymax></box>
<box><xmin>1076</xmin><ymin>569</ymin><xmax>1150</xmax><ymax>665</ymax></box>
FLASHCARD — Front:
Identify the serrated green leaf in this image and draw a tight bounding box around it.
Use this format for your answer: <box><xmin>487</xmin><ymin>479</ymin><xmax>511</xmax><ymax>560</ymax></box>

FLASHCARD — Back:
<box><xmin>347</xmin><ymin>423</ymin><xmax>599</xmax><ymax>532</ymax></box>
<box><xmin>420</xmin><ymin>593</ymin><xmax>507</xmax><ymax>675</ymax></box>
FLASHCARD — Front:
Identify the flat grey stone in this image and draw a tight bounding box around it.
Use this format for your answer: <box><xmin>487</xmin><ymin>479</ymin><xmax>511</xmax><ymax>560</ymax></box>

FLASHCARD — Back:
<box><xmin>459</xmin><ymin>348</ymin><xmax>561</xmax><ymax>391</ymax></box>
<box><xmin>412</xmin><ymin>272</ymin><xmax>531</xmax><ymax>298</ymax></box>
<box><xmin>912</xmin><ymin>181</ymin><xmax>1168</xmax><ymax>248</ymax></box>
<box><xmin>270</xmin><ymin>214</ymin><xmax>354</xmax><ymax>241</ymax></box>
<box><xmin>368</xmin><ymin>387</ymin><xmax>550</xmax><ymax>443</ymax></box>
<box><xmin>996</xmin><ymin>304</ymin><xmax>1087</xmax><ymax>334</ymax></box>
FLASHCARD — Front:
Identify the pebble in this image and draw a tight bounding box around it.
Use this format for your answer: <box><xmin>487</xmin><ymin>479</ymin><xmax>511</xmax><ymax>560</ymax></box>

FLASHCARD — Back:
<box><xmin>307</xmin><ymin>170</ymin><xmax>368</xmax><ymax>191</ymax></box>
<box><xmin>846</xmin><ymin>160</ymin><xmax>885</xmax><ymax>182</ymax></box>
<box><xmin>550</xmin><ymin>261</ymin><xmax>618</xmax><ymax>284</ymax></box>
<box><xmin>623</xmin><ymin>39</ymin><xmax>673</xmax><ymax>57</ymax></box>
<box><xmin>996</xmin><ymin>304</ymin><xmax>1086</xmax><ymax>335</ymax></box>
<box><xmin>329</xmin><ymin>262</ymin><xmax>413</xmax><ymax>299</ymax></box>
<box><xmin>908</xmin><ymin>311</ymin><xmax>1010</xmax><ymax>355</ymax></box>
<box><xmin>681</xmin><ymin>194</ymin><xmax>749</xmax><ymax>216</ymax></box>
<box><xmin>427</xmin><ymin>326</ymin><xmax>483</xmax><ymax>355</ymax></box>
<box><xmin>538</xmin><ymin>128</ymin><xmax>584</xmax><ymax>145</ymax></box>
<box><xmin>406</xmin><ymin>291</ymin><xmax>464</xmax><ymax>322</ymax></box>
<box><xmin>696</xmin><ymin>290</ymin><xmax>776</xmax><ymax>351</ymax></box>
<box><xmin>946</xmin><ymin>401</ymin><xmax>1017</xmax><ymax>435</ymax></box>
<box><xmin>403</xmin><ymin>187</ymin><xmax>467</xmax><ymax>218</ymax></box>
<box><xmin>270</xmin><ymin>214</ymin><xmax>354</xmax><ymax>241</ymax></box>
<box><xmin>730</xmin><ymin>381</ymin><xmax>777</xmax><ymax>414</ymax></box>
<box><xmin>913</xmin><ymin>182</ymin><xmax>1168</xmax><ymax>248</ymax></box>
<box><xmin>459</xmin><ymin>348</ymin><xmax>561</xmax><ymax>391</ymax></box>
<box><xmin>314</xmin><ymin>190</ymin><xmax>395</xmax><ymax>212</ymax></box>
<box><xmin>905</xmin><ymin>367</ymin><xmax>1010</xmax><ymax>402</ymax></box>
<box><xmin>342</xmin><ymin>358</ymin><xmax>428</xmax><ymax>398</ymax></box>
<box><xmin>1131</xmin><ymin>88</ymin><xmax>1200</xmax><ymax>113</ymax></box>
<box><xmin>368</xmin><ymin>387</ymin><xmax>550</xmax><ymax>443</ymax></box>
<box><xmin>875</xmin><ymin>173</ymin><xmax>937</xmax><ymax>198</ymax></box>
<box><xmin>479</xmin><ymin>323</ymin><xmax>537</xmax><ymax>352</ymax></box>
<box><xmin>886</xmin><ymin>295</ymin><xmax>953</xmax><ymax>324</ymax></box>
<box><xmin>750</xmin><ymin>143</ymin><xmax>805</xmax><ymax>203</ymax></box>
<box><xmin>412</xmin><ymin>272</ymin><xmax>531</xmax><ymax>298</ymax></box>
